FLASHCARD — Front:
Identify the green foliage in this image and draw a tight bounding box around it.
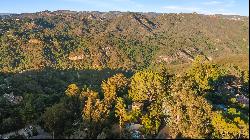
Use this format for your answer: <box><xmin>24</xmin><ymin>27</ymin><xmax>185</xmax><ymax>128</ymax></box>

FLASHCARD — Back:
<box><xmin>141</xmin><ymin>114</ymin><xmax>154</xmax><ymax>135</ymax></box>
<box><xmin>0</xmin><ymin>97</ymin><xmax>24</xmax><ymax>134</ymax></box>
<box><xmin>42</xmin><ymin>103</ymin><xmax>74</xmax><ymax>137</ymax></box>
<box><xmin>227</xmin><ymin>108</ymin><xmax>241</xmax><ymax>116</ymax></box>
<box><xmin>187</xmin><ymin>55</ymin><xmax>226</xmax><ymax>92</ymax></box>
<box><xmin>65</xmin><ymin>83</ymin><xmax>80</xmax><ymax>97</ymax></box>
<box><xmin>0</xmin><ymin>12</ymin><xmax>248</xmax><ymax>72</ymax></box>
<box><xmin>115</xmin><ymin>97</ymin><xmax>129</xmax><ymax>130</ymax></box>
<box><xmin>129</xmin><ymin>71</ymin><xmax>164</xmax><ymax>103</ymax></box>
<box><xmin>101</xmin><ymin>73</ymin><xmax>129</xmax><ymax>106</ymax></box>
<box><xmin>211</xmin><ymin>112</ymin><xmax>249</xmax><ymax>139</ymax></box>
<box><xmin>141</xmin><ymin>112</ymin><xmax>161</xmax><ymax>136</ymax></box>
<box><xmin>0</xmin><ymin>11</ymin><xmax>249</xmax><ymax>139</ymax></box>
<box><xmin>81</xmin><ymin>88</ymin><xmax>110</xmax><ymax>138</ymax></box>
<box><xmin>230</xmin><ymin>98</ymin><xmax>237</xmax><ymax>104</ymax></box>
<box><xmin>163</xmin><ymin>75</ymin><xmax>214</xmax><ymax>139</ymax></box>
<box><xmin>20</xmin><ymin>101</ymin><xmax>36</xmax><ymax>124</ymax></box>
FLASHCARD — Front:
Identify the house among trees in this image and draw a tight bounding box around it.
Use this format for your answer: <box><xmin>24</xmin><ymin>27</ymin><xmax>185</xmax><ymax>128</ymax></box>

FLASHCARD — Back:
<box><xmin>3</xmin><ymin>92</ymin><xmax>23</xmax><ymax>104</ymax></box>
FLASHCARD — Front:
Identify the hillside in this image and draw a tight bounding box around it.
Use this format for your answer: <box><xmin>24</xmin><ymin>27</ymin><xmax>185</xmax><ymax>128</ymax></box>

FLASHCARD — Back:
<box><xmin>0</xmin><ymin>10</ymin><xmax>249</xmax><ymax>73</ymax></box>
<box><xmin>0</xmin><ymin>11</ymin><xmax>249</xmax><ymax>139</ymax></box>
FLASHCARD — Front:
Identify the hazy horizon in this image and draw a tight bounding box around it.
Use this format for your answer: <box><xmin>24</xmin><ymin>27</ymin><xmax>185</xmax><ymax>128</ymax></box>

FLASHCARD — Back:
<box><xmin>1</xmin><ymin>9</ymin><xmax>249</xmax><ymax>17</ymax></box>
<box><xmin>1</xmin><ymin>0</ymin><xmax>249</xmax><ymax>16</ymax></box>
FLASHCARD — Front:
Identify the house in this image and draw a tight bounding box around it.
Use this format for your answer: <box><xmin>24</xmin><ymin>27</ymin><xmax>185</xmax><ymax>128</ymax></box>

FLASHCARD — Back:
<box><xmin>3</xmin><ymin>93</ymin><xmax>23</xmax><ymax>104</ymax></box>
<box><xmin>2</xmin><ymin>125</ymin><xmax>51</xmax><ymax>139</ymax></box>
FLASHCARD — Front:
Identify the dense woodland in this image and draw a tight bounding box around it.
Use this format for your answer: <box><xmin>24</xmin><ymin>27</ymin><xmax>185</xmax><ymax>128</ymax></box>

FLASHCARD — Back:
<box><xmin>0</xmin><ymin>11</ymin><xmax>249</xmax><ymax>139</ymax></box>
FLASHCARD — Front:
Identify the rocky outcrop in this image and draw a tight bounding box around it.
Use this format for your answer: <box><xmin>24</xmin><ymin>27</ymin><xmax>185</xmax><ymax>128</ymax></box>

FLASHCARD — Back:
<box><xmin>68</xmin><ymin>54</ymin><xmax>85</xmax><ymax>61</ymax></box>
<box><xmin>132</xmin><ymin>14</ymin><xmax>157</xmax><ymax>32</ymax></box>
<box><xmin>236</xmin><ymin>94</ymin><xmax>249</xmax><ymax>107</ymax></box>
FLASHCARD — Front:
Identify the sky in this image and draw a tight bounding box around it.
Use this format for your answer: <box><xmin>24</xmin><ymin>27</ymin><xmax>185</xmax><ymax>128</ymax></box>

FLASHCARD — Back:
<box><xmin>1</xmin><ymin>0</ymin><xmax>249</xmax><ymax>16</ymax></box>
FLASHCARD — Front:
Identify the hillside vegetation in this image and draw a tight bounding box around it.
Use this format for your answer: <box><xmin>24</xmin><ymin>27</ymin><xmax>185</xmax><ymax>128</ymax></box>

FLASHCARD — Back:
<box><xmin>0</xmin><ymin>10</ymin><xmax>248</xmax><ymax>72</ymax></box>
<box><xmin>0</xmin><ymin>11</ymin><xmax>249</xmax><ymax>139</ymax></box>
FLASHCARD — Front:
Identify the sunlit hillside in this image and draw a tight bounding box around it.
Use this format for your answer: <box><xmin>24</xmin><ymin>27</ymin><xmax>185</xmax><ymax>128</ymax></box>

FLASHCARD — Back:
<box><xmin>0</xmin><ymin>10</ymin><xmax>249</xmax><ymax>139</ymax></box>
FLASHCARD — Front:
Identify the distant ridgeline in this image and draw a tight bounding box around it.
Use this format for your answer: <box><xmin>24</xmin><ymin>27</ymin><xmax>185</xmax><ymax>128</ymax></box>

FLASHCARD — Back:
<box><xmin>0</xmin><ymin>10</ymin><xmax>249</xmax><ymax>73</ymax></box>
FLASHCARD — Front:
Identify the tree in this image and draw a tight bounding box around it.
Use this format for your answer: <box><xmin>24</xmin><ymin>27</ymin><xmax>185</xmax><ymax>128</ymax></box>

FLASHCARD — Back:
<box><xmin>141</xmin><ymin>114</ymin><xmax>156</xmax><ymax>136</ymax></box>
<box><xmin>187</xmin><ymin>55</ymin><xmax>225</xmax><ymax>92</ymax></box>
<box><xmin>128</xmin><ymin>70</ymin><xmax>166</xmax><ymax>137</ymax></box>
<box><xmin>42</xmin><ymin>103</ymin><xmax>73</xmax><ymax>138</ymax></box>
<box><xmin>20</xmin><ymin>93</ymin><xmax>37</xmax><ymax>125</ymax></box>
<box><xmin>82</xmin><ymin>89</ymin><xmax>99</xmax><ymax>124</ymax></box>
<box><xmin>64</xmin><ymin>83</ymin><xmax>83</xmax><ymax>118</ymax></box>
<box><xmin>162</xmin><ymin>76</ymin><xmax>214</xmax><ymax>139</ymax></box>
<box><xmin>115</xmin><ymin>97</ymin><xmax>129</xmax><ymax>136</ymax></box>
<box><xmin>211</xmin><ymin>112</ymin><xmax>249</xmax><ymax>139</ymax></box>
<box><xmin>65</xmin><ymin>83</ymin><xmax>80</xmax><ymax>97</ymax></box>
<box><xmin>128</xmin><ymin>71</ymin><xmax>164</xmax><ymax>103</ymax></box>
<box><xmin>20</xmin><ymin>102</ymin><xmax>36</xmax><ymax>124</ymax></box>
<box><xmin>82</xmin><ymin>89</ymin><xmax>109</xmax><ymax>138</ymax></box>
<box><xmin>101</xmin><ymin>73</ymin><xmax>129</xmax><ymax>106</ymax></box>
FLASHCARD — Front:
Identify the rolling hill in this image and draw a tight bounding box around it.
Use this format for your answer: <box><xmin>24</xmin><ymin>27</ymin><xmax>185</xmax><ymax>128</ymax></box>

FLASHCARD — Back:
<box><xmin>0</xmin><ymin>10</ymin><xmax>248</xmax><ymax>73</ymax></box>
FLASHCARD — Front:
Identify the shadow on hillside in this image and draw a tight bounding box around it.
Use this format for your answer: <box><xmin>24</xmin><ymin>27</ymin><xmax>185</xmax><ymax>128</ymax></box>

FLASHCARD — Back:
<box><xmin>0</xmin><ymin>67</ymin><xmax>134</xmax><ymax>96</ymax></box>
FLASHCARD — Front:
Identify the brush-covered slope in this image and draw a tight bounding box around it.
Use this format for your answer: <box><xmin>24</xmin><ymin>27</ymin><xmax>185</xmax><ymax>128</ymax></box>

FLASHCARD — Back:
<box><xmin>0</xmin><ymin>11</ymin><xmax>248</xmax><ymax>72</ymax></box>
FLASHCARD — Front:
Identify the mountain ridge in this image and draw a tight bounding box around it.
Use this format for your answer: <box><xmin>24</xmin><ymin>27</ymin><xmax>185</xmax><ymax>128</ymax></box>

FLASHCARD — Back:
<box><xmin>0</xmin><ymin>10</ymin><xmax>248</xmax><ymax>73</ymax></box>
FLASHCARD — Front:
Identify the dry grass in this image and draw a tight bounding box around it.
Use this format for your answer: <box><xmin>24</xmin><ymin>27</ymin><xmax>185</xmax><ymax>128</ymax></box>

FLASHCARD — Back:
<box><xmin>212</xmin><ymin>54</ymin><xmax>249</xmax><ymax>70</ymax></box>
<box><xmin>167</xmin><ymin>53</ymin><xmax>249</xmax><ymax>74</ymax></box>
